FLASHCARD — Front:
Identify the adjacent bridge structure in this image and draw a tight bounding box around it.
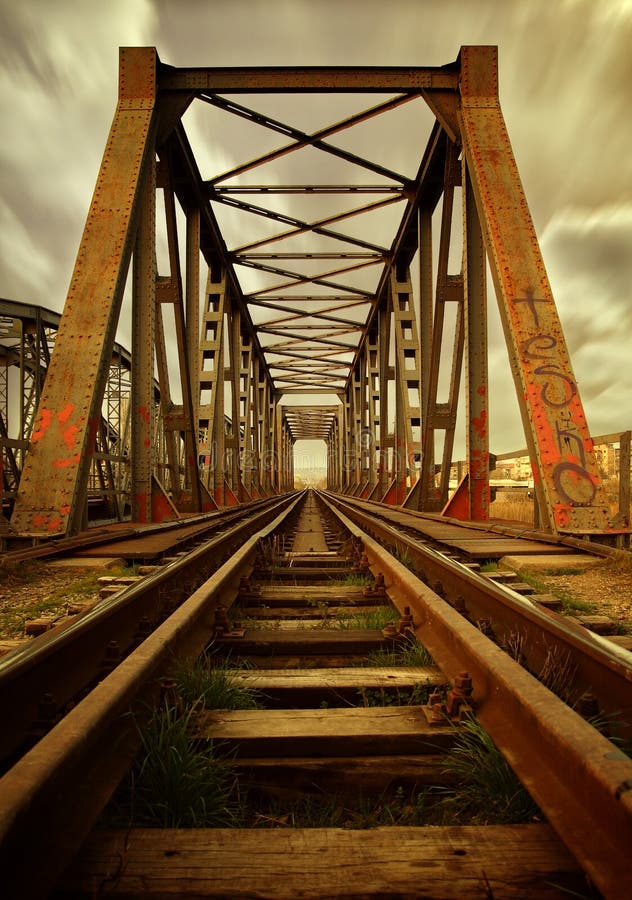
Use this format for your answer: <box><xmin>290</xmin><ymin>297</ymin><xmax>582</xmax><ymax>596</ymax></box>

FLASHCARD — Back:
<box><xmin>3</xmin><ymin>46</ymin><xmax>629</xmax><ymax>543</ymax></box>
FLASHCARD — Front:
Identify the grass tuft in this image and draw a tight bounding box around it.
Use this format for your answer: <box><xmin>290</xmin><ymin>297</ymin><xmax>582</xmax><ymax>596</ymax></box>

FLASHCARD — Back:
<box><xmin>108</xmin><ymin>703</ymin><xmax>242</xmax><ymax>828</ymax></box>
<box><xmin>365</xmin><ymin>635</ymin><xmax>434</xmax><ymax>668</ymax></box>
<box><xmin>174</xmin><ymin>654</ymin><xmax>262</xmax><ymax>710</ymax></box>
<box><xmin>332</xmin><ymin>606</ymin><xmax>399</xmax><ymax>630</ymax></box>
<box><xmin>438</xmin><ymin>718</ymin><xmax>540</xmax><ymax>824</ymax></box>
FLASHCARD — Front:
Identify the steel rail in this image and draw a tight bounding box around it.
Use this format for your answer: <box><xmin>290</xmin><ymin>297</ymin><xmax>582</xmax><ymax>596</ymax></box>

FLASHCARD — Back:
<box><xmin>321</xmin><ymin>492</ymin><xmax>632</xmax><ymax>734</ymax></box>
<box><xmin>0</xmin><ymin>493</ymin><xmax>300</xmax><ymax>769</ymax></box>
<box><xmin>319</xmin><ymin>493</ymin><xmax>632</xmax><ymax>900</ymax></box>
<box><xmin>0</xmin><ymin>494</ymin><xmax>304</xmax><ymax>900</ymax></box>
<box><xmin>0</xmin><ymin>493</ymin><xmax>288</xmax><ymax>565</ymax></box>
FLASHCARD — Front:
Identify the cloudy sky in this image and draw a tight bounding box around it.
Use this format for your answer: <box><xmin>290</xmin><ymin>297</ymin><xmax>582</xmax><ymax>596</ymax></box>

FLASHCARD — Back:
<box><xmin>1</xmin><ymin>0</ymin><xmax>631</xmax><ymax>461</ymax></box>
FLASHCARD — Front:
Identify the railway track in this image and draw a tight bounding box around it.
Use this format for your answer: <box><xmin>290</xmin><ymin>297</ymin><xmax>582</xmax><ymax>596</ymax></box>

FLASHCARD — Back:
<box><xmin>0</xmin><ymin>490</ymin><xmax>631</xmax><ymax>898</ymax></box>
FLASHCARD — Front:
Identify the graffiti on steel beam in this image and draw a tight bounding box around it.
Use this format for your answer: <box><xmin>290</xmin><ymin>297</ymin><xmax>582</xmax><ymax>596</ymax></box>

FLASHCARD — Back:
<box><xmin>513</xmin><ymin>290</ymin><xmax>597</xmax><ymax>519</ymax></box>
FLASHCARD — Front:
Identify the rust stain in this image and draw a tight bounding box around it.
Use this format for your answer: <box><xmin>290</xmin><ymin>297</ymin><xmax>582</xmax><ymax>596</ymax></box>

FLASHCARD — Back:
<box><xmin>554</xmin><ymin>503</ymin><xmax>572</xmax><ymax>528</ymax></box>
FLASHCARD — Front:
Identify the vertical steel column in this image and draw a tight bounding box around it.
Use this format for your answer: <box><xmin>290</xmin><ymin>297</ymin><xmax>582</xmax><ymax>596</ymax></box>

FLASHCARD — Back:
<box><xmin>185</xmin><ymin>206</ymin><xmax>200</xmax><ymax>490</ymax></box>
<box><xmin>250</xmin><ymin>354</ymin><xmax>263</xmax><ymax>498</ymax></box>
<box><xmin>459</xmin><ymin>45</ymin><xmax>617</xmax><ymax>534</ymax></box>
<box><xmin>366</xmin><ymin>326</ymin><xmax>381</xmax><ymax>497</ymax></box>
<box><xmin>238</xmin><ymin>333</ymin><xmax>254</xmax><ymax>499</ymax></box>
<box><xmin>154</xmin><ymin>293</ymin><xmax>181</xmax><ymax>498</ymax></box>
<box><xmin>227</xmin><ymin>304</ymin><xmax>244</xmax><ymax>499</ymax></box>
<box><xmin>131</xmin><ymin>154</ymin><xmax>155</xmax><ymax>524</ymax></box>
<box><xmin>418</xmin><ymin>142</ymin><xmax>464</xmax><ymax>511</ymax></box>
<box><xmin>619</xmin><ymin>431</ymin><xmax>631</xmax><ymax>534</ymax></box>
<box><xmin>198</xmin><ymin>272</ymin><xmax>227</xmax><ymax>506</ymax></box>
<box><xmin>463</xmin><ymin>161</ymin><xmax>489</xmax><ymax>519</ymax></box>
<box><xmin>390</xmin><ymin>268</ymin><xmax>422</xmax><ymax>504</ymax></box>
<box><xmin>342</xmin><ymin>386</ymin><xmax>353</xmax><ymax>493</ymax></box>
<box><xmin>158</xmin><ymin>161</ymin><xmax>202</xmax><ymax>512</ymax></box>
<box><xmin>419</xmin><ymin>204</ymin><xmax>434</xmax><ymax>467</ymax></box>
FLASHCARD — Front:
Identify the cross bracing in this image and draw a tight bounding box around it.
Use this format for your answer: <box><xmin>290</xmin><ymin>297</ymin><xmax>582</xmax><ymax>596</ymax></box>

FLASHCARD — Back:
<box><xmin>6</xmin><ymin>47</ymin><xmax>628</xmax><ymax>540</ymax></box>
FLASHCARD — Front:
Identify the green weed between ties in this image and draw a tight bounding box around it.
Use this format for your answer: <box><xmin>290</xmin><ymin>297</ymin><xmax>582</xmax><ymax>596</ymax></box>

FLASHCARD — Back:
<box><xmin>121</xmin><ymin>703</ymin><xmax>242</xmax><ymax>828</ymax></box>
<box><xmin>332</xmin><ymin>606</ymin><xmax>399</xmax><ymax>630</ymax></box>
<box><xmin>365</xmin><ymin>637</ymin><xmax>434</xmax><ymax>668</ymax></box>
<box><xmin>173</xmin><ymin>654</ymin><xmax>262</xmax><ymax>710</ymax></box>
<box><xmin>436</xmin><ymin>718</ymin><xmax>540</xmax><ymax>825</ymax></box>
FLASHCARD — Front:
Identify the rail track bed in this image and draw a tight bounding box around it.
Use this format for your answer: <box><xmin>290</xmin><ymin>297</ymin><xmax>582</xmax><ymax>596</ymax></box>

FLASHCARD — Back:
<box><xmin>1</xmin><ymin>490</ymin><xmax>631</xmax><ymax>898</ymax></box>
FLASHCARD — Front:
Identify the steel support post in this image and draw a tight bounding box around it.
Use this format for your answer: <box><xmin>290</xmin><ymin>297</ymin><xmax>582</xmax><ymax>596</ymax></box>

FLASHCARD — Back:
<box><xmin>459</xmin><ymin>45</ymin><xmax>619</xmax><ymax>535</ymax></box>
<box><xmin>158</xmin><ymin>161</ymin><xmax>203</xmax><ymax>512</ymax></box>
<box><xmin>198</xmin><ymin>271</ymin><xmax>227</xmax><ymax>506</ymax></box>
<box><xmin>418</xmin><ymin>142</ymin><xmax>463</xmax><ymax>512</ymax></box>
<box><xmin>131</xmin><ymin>155</ymin><xmax>155</xmax><ymax>524</ymax></box>
<box><xmin>11</xmin><ymin>47</ymin><xmax>159</xmax><ymax>535</ymax></box>
<box><xmin>619</xmin><ymin>431</ymin><xmax>631</xmax><ymax>535</ymax></box>
<box><xmin>463</xmin><ymin>161</ymin><xmax>489</xmax><ymax>519</ymax></box>
<box><xmin>334</xmin><ymin>405</ymin><xmax>344</xmax><ymax>492</ymax></box>
<box><xmin>239</xmin><ymin>334</ymin><xmax>255</xmax><ymax>499</ymax></box>
<box><xmin>406</xmin><ymin>204</ymin><xmax>435</xmax><ymax>510</ymax></box>
<box><xmin>390</xmin><ymin>268</ymin><xmax>422</xmax><ymax>504</ymax></box>
<box><xmin>366</xmin><ymin>326</ymin><xmax>381</xmax><ymax>497</ymax></box>
<box><xmin>342</xmin><ymin>388</ymin><xmax>352</xmax><ymax>493</ymax></box>
<box><xmin>185</xmin><ymin>206</ymin><xmax>201</xmax><ymax>493</ymax></box>
<box><xmin>227</xmin><ymin>303</ymin><xmax>244</xmax><ymax>500</ymax></box>
<box><xmin>250</xmin><ymin>355</ymin><xmax>263</xmax><ymax>498</ymax></box>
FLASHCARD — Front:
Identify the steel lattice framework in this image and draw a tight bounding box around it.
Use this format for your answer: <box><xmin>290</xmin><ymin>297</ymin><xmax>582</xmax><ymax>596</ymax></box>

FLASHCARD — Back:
<box><xmin>7</xmin><ymin>46</ymin><xmax>628</xmax><ymax>539</ymax></box>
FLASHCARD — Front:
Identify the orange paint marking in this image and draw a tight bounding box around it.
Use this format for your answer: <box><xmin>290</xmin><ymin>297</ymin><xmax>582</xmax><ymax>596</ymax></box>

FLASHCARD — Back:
<box><xmin>59</xmin><ymin>504</ymin><xmax>71</xmax><ymax>516</ymax></box>
<box><xmin>32</xmin><ymin>408</ymin><xmax>53</xmax><ymax>442</ymax></box>
<box><xmin>57</xmin><ymin>403</ymin><xmax>75</xmax><ymax>425</ymax></box>
<box><xmin>472</xmin><ymin>410</ymin><xmax>487</xmax><ymax>439</ymax></box>
<box><xmin>53</xmin><ymin>453</ymin><xmax>81</xmax><ymax>469</ymax></box>
<box><xmin>32</xmin><ymin>514</ymin><xmax>48</xmax><ymax>529</ymax></box>
<box><xmin>47</xmin><ymin>517</ymin><xmax>62</xmax><ymax>532</ymax></box>
<box><xmin>63</xmin><ymin>424</ymin><xmax>79</xmax><ymax>450</ymax></box>
<box><xmin>139</xmin><ymin>405</ymin><xmax>151</xmax><ymax>425</ymax></box>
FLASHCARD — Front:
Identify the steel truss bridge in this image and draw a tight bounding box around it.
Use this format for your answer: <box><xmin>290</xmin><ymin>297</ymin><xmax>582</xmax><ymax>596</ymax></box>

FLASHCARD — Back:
<box><xmin>2</xmin><ymin>46</ymin><xmax>629</xmax><ymax>542</ymax></box>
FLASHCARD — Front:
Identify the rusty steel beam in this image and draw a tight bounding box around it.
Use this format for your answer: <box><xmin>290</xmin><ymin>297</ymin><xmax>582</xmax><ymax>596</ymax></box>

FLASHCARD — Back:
<box><xmin>11</xmin><ymin>48</ymin><xmax>160</xmax><ymax>536</ymax></box>
<box><xmin>458</xmin><ymin>46</ymin><xmax>621</xmax><ymax>536</ymax></box>
<box><xmin>159</xmin><ymin>64</ymin><xmax>459</xmax><ymax>93</ymax></box>
<box><xmin>463</xmin><ymin>161</ymin><xmax>489</xmax><ymax>519</ymax></box>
